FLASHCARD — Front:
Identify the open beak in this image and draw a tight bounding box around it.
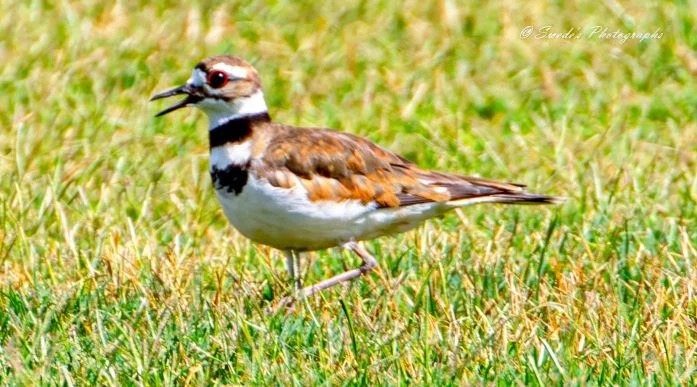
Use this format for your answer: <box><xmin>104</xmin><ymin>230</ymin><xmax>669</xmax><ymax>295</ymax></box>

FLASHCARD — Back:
<box><xmin>150</xmin><ymin>84</ymin><xmax>203</xmax><ymax>117</ymax></box>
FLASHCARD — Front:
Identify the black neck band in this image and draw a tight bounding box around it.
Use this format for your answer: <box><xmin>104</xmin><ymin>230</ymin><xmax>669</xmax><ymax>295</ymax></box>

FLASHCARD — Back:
<box><xmin>209</xmin><ymin>112</ymin><xmax>271</xmax><ymax>148</ymax></box>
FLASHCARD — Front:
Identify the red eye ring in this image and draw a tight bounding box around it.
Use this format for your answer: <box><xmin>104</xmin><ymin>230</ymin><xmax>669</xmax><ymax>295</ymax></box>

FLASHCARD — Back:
<box><xmin>207</xmin><ymin>70</ymin><xmax>229</xmax><ymax>89</ymax></box>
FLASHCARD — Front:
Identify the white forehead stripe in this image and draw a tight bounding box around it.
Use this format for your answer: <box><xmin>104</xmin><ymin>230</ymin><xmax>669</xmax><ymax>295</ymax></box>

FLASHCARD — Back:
<box><xmin>187</xmin><ymin>68</ymin><xmax>207</xmax><ymax>86</ymax></box>
<box><xmin>211</xmin><ymin>63</ymin><xmax>249</xmax><ymax>80</ymax></box>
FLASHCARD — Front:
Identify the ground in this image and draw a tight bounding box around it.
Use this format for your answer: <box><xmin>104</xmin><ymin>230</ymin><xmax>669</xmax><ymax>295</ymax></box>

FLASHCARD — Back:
<box><xmin>1</xmin><ymin>0</ymin><xmax>696</xmax><ymax>384</ymax></box>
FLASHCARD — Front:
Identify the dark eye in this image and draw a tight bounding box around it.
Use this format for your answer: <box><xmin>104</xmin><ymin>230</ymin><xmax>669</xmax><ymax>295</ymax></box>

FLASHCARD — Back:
<box><xmin>207</xmin><ymin>70</ymin><xmax>229</xmax><ymax>89</ymax></box>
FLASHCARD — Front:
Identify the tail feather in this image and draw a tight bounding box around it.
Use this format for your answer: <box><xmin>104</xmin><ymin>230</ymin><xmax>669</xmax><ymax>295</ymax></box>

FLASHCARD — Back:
<box><xmin>436</xmin><ymin>176</ymin><xmax>565</xmax><ymax>207</ymax></box>
<box><xmin>483</xmin><ymin>193</ymin><xmax>566</xmax><ymax>205</ymax></box>
<box><xmin>445</xmin><ymin>192</ymin><xmax>565</xmax><ymax>208</ymax></box>
<box><xmin>396</xmin><ymin>168</ymin><xmax>565</xmax><ymax>208</ymax></box>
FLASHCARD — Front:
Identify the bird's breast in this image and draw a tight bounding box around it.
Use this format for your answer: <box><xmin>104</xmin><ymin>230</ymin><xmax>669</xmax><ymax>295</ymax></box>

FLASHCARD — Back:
<box><xmin>213</xmin><ymin>172</ymin><xmax>380</xmax><ymax>250</ymax></box>
<box><xmin>210</xmin><ymin>163</ymin><xmax>249</xmax><ymax>195</ymax></box>
<box><xmin>209</xmin><ymin>141</ymin><xmax>254</xmax><ymax>195</ymax></box>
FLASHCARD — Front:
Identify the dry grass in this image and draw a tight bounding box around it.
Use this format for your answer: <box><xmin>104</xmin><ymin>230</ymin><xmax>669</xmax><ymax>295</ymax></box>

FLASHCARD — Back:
<box><xmin>1</xmin><ymin>0</ymin><xmax>696</xmax><ymax>384</ymax></box>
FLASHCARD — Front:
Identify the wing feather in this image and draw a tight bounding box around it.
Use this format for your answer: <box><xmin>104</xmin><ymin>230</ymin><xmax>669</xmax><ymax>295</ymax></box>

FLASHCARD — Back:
<box><xmin>255</xmin><ymin>124</ymin><xmax>558</xmax><ymax>208</ymax></box>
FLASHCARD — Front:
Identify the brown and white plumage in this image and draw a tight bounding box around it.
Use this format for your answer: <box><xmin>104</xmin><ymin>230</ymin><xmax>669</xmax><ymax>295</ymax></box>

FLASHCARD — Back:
<box><xmin>258</xmin><ymin>124</ymin><xmax>556</xmax><ymax>208</ymax></box>
<box><xmin>151</xmin><ymin>55</ymin><xmax>563</xmax><ymax>305</ymax></box>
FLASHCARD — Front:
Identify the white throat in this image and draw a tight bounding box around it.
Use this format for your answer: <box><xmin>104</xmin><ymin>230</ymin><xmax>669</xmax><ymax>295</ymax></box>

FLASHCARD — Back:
<box><xmin>198</xmin><ymin>90</ymin><xmax>269</xmax><ymax>129</ymax></box>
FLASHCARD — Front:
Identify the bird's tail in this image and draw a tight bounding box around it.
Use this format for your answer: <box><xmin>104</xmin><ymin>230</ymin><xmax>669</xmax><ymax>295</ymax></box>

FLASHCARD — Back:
<box><xmin>434</xmin><ymin>175</ymin><xmax>566</xmax><ymax>208</ymax></box>
<box><xmin>450</xmin><ymin>192</ymin><xmax>565</xmax><ymax>206</ymax></box>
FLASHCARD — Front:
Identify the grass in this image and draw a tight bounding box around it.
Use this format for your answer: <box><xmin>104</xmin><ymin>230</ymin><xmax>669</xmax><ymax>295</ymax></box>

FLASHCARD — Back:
<box><xmin>1</xmin><ymin>0</ymin><xmax>696</xmax><ymax>384</ymax></box>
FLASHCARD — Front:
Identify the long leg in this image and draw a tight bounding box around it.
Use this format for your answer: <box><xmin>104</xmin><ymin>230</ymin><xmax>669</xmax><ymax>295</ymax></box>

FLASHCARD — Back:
<box><xmin>284</xmin><ymin>250</ymin><xmax>302</xmax><ymax>290</ymax></box>
<box><xmin>279</xmin><ymin>242</ymin><xmax>378</xmax><ymax>307</ymax></box>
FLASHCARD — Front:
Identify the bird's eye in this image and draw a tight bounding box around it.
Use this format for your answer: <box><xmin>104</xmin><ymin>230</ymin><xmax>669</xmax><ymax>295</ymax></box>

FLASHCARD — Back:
<box><xmin>207</xmin><ymin>70</ymin><xmax>229</xmax><ymax>89</ymax></box>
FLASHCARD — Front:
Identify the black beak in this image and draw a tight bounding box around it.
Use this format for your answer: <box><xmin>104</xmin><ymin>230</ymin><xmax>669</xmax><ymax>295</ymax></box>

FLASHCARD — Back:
<box><xmin>150</xmin><ymin>84</ymin><xmax>203</xmax><ymax>117</ymax></box>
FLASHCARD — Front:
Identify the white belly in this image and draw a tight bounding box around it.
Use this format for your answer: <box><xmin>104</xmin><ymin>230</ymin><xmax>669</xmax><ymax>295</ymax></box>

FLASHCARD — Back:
<box><xmin>215</xmin><ymin>174</ymin><xmax>447</xmax><ymax>251</ymax></box>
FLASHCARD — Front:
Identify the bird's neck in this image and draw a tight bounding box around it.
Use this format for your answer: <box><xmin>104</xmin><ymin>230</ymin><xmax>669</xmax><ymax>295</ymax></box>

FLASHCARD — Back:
<box><xmin>208</xmin><ymin>112</ymin><xmax>271</xmax><ymax>148</ymax></box>
<box><xmin>207</xmin><ymin>110</ymin><xmax>270</xmax><ymax>195</ymax></box>
<box><xmin>206</xmin><ymin>90</ymin><xmax>269</xmax><ymax>130</ymax></box>
<box><xmin>206</xmin><ymin>92</ymin><xmax>271</xmax><ymax>194</ymax></box>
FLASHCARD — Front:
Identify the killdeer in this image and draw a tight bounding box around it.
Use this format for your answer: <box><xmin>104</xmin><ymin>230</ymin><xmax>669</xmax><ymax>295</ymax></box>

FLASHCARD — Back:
<box><xmin>151</xmin><ymin>55</ymin><xmax>563</xmax><ymax>305</ymax></box>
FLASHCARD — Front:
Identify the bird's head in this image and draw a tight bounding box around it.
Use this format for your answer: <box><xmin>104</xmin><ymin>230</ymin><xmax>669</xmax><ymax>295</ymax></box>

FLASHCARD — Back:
<box><xmin>151</xmin><ymin>55</ymin><xmax>267</xmax><ymax>126</ymax></box>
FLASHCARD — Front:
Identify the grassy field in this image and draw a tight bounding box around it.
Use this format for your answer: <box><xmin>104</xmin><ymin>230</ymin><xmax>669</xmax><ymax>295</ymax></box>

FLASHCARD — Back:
<box><xmin>1</xmin><ymin>0</ymin><xmax>696</xmax><ymax>384</ymax></box>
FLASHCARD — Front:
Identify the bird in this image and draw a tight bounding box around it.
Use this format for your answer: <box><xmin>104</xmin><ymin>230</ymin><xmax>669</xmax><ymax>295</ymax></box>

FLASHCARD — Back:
<box><xmin>151</xmin><ymin>55</ymin><xmax>563</xmax><ymax>306</ymax></box>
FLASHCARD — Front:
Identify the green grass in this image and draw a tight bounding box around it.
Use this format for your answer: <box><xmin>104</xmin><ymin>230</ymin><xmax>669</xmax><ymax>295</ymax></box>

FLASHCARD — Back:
<box><xmin>1</xmin><ymin>0</ymin><xmax>696</xmax><ymax>384</ymax></box>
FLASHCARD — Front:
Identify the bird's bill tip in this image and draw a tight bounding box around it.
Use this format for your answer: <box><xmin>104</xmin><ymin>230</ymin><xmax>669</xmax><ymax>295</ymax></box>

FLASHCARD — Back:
<box><xmin>150</xmin><ymin>85</ymin><xmax>199</xmax><ymax>117</ymax></box>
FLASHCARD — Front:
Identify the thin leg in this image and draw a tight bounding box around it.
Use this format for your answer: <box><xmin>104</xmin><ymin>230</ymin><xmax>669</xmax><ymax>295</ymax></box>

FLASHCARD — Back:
<box><xmin>284</xmin><ymin>250</ymin><xmax>302</xmax><ymax>290</ymax></box>
<box><xmin>284</xmin><ymin>251</ymin><xmax>295</xmax><ymax>279</ymax></box>
<box><xmin>278</xmin><ymin>242</ymin><xmax>378</xmax><ymax>307</ymax></box>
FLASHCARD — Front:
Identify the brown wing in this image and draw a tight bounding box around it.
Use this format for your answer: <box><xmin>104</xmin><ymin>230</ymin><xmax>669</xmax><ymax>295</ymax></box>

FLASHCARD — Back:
<box><xmin>255</xmin><ymin>124</ymin><xmax>554</xmax><ymax>208</ymax></box>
